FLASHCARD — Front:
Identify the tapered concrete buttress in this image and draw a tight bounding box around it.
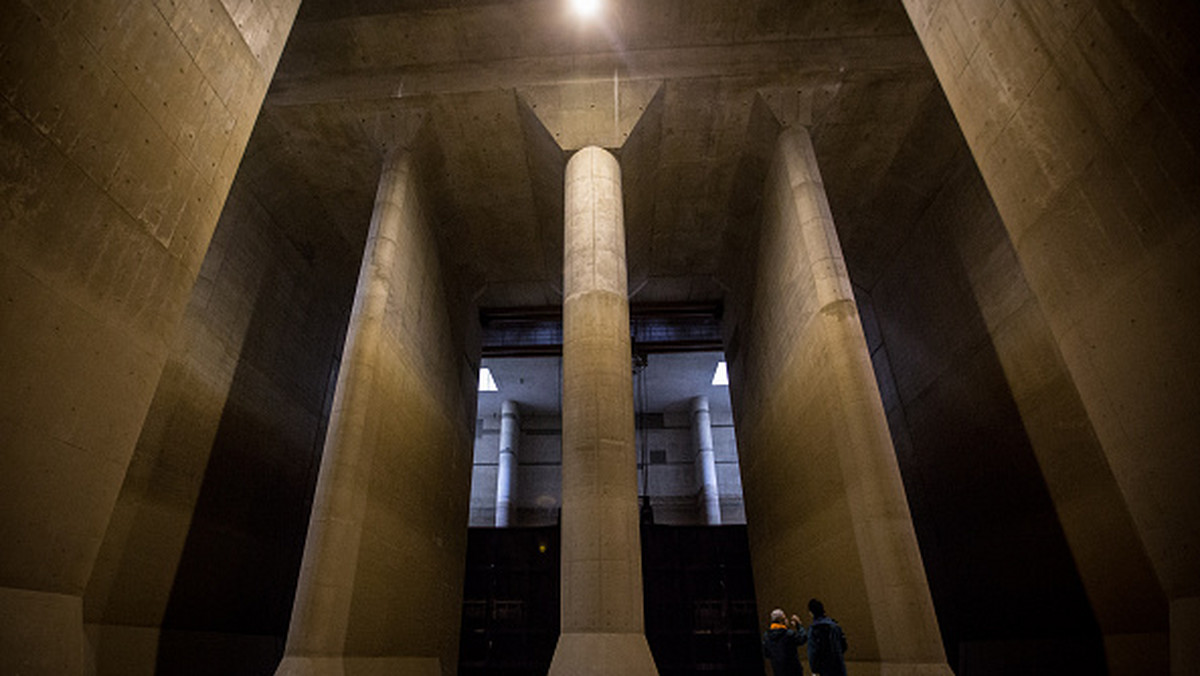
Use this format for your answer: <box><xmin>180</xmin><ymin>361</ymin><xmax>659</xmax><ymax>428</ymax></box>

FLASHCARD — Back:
<box><xmin>496</xmin><ymin>400</ymin><xmax>520</xmax><ymax>527</ymax></box>
<box><xmin>900</xmin><ymin>2</ymin><xmax>1197</xmax><ymax>670</ymax></box>
<box><xmin>548</xmin><ymin>146</ymin><xmax>658</xmax><ymax>675</ymax></box>
<box><xmin>691</xmin><ymin>396</ymin><xmax>722</xmax><ymax>526</ymax></box>
<box><xmin>276</xmin><ymin>149</ymin><xmax>473</xmax><ymax>676</ymax></box>
<box><xmin>732</xmin><ymin>128</ymin><xmax>951</xmax><ymax>674</ymax></box>
<box><xmin>0</xmin><ymin>2</ymin><xmax>300</xmax><ymax>673</ymax></box>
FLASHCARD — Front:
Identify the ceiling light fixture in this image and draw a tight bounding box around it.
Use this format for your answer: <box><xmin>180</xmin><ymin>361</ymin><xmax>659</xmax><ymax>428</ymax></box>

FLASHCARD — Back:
<box><xmin>570</xmin><ymin>0</ymin><xmax>601</xmax><ymax>19</ymax></box>
<box><xmin>479</xmin><ymin>367</ymin><xmax>499</xmax><ymax>392</ymax></box>
<box><xmin>712</xmin><ymin>361</ymin><xmax>729</xmax><ymax>386</ymax></box>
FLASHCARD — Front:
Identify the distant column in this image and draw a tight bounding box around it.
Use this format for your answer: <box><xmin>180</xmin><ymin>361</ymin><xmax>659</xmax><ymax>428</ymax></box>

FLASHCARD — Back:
<box><xmin>495</xmin><ymin>400</ymin><xmax>520</xmax><ymax>527</ymax></box>
<box><xmin>691</xmin><ymin>396</ymin><xmax>721</xmax><ymax>526</ymax></box>
<box><xmin>548</xmin><ymin>146</ymin><xmax>658</xmax><ymax>675</ymax></box>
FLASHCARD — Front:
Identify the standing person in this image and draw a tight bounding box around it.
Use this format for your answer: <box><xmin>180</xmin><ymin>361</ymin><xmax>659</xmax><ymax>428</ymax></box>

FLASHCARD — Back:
<box><xmin>806</xmin><ymin>598</ymin><xmax>848</xmax><ymax>676</ymax></box>
<box><xmin>763</xmin><ymin>607</ymin><xmax>807</xmax><ymax>676</ymax></box>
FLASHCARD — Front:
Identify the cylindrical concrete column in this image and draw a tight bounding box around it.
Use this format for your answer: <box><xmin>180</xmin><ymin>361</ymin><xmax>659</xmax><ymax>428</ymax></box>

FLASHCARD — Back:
<box><xmin>496</xmin><ymin>400</ymin><xmax>520</xmax><ymax>528</ymax></box>
<box><xmin>734</xmin><ymin>128</ymin><xmax>951</xmax><ymax>674</ymax></box>
<box><xmin>548</xmin><ymin>146</ymin><xmax>658</xmax><ymax>675</ymax></box>
<box><xmin>783</xmin><ymin>127</ymin><xmax>947</xmax><ymax>671</ymax></box>
<box><xmin>691</xmin><ymin>396</ymin><xmax>721</xmax><ymax>526</ymax></box>
<box><xmin>280</xmin><ymin>151</ymin><xmax>410</xmax><ymax>666</ymax></box>
<box><xmin>277</xmin><ymin>148</ymin><xmax>477</xmax><ymax>675</ymax></box>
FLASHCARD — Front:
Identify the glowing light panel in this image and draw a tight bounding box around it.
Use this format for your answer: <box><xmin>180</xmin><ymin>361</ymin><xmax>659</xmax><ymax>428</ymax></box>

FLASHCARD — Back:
<box><xmin>570</xmin><ymin>0</ymin><xmax>601</xmax><ymax>18</ymax></box>
<box><xmin>479</xmin><ymin>367</ymin><xmax>499</xmax><ymax>392</ymax></box>
<box><xmin>712</xmin><ymin>361</ymin><xmax>729</xmax><ymax>386</ymax></box>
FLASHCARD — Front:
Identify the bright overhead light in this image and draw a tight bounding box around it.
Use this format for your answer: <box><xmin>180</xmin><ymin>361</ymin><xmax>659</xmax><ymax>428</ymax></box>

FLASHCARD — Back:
<box><xmin>479</xmin><ymin>367</ymin><xmax>498</xmax><ymax>392</ymax></box>
<box><xmin>570</xmin><ymin>0</ymin><xmax>601</xmax><ymax>19</ymax></box>
<box><xmin>712</xmin><ymin>361</ymin><xmax>728</xmax><ymax>387</ymax></box>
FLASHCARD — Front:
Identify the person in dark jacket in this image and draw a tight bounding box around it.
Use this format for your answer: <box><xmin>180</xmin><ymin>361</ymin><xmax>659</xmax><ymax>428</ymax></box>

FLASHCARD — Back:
<box><xmin>805</xmin><ymin>598</ymin><xmax>848</xmax><ymax>676</ymax></box>
<box><xmin>762</xmin><ymin>607</ymin><xmax>807</xmax><ymax>676</ymax></box>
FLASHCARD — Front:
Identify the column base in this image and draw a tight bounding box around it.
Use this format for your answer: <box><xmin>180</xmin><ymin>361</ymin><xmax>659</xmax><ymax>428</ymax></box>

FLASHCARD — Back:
<box><xmin>0</xmin><ymin>586</ymin><xmax>84</xmax><ymax>675</ymax></box>
<box><xmin>275</xmin><ymin>656</ymin><xmax>441</xmax><ymax>676</ymax></box>
<box><xmin>1103</xmin><ymin>631</ymin><xmax>1169</xmax><ymax>674</ymax></box>
<box><xmin>878</xmin><ymin>663</ymin><xmax>955</xmax><ymax>676</ymax></box>
<box><xmin>86</xmin><ymin>624</ymin><xmax>284</xmax><ymax>675</ymax></box>
<box><xmin>834</xmin><ymin>661</ymin><xmax>953</xmax><ymax>676</ymax></box>
<box><xmin>548</xmin><ymin>632</ymin><xmax>658</xmax><ymax>676</ymax></box>
<box><xmin>1172</xmin><ymin>596</ymin><xmax>1200</xmax><ymax>676</ymax></box>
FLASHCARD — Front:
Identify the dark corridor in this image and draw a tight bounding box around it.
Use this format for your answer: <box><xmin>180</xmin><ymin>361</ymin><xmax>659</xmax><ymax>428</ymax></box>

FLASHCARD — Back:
<box><xmin>458</xmin><ymin>525</ymin><xmax>764</xmax><ymax>675</ymax></box>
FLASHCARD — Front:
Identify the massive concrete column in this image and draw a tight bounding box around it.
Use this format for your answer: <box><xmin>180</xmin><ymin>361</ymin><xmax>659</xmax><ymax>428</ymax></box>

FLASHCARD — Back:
<box><xmin>495</xmin><ymin>400</ymin><xmax>520</xmax><ymax>527</ymax></box>
<box><xmin>901</xmin><ymin>2</ymin><xmax>1197</xmax><ymax>670</ymax></box>
<box><xmin>548</xmin><ymin>146</ymin><xmax>658</xmax><ymax>676</ymax></box>
<box><xmin>731</xmin><ymin>128</ymin><xmax>950</xmax><ymax>674</ymax></box>
<box><xmin>276</xmin><ymin>149</ymin><xmax>474</xmax><ymax>676</ymax></box>
<box><xmin>0</xmin><ymin>2</ymin><xmax>299</xmax><ymax>673</ymax></box>
<box><xmin>81</xmin><ymin>158</ymin><xmax>358</xmax><ymax>671</ymax></box>
<box><xmin>690</xmin><ymin>396</ymin><xmax>721</xmax><ymax>526</ymax></box>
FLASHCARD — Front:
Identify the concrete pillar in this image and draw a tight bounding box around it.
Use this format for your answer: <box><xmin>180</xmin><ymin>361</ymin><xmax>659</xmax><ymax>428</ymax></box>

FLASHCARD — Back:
<box><xmin>690</xmin><ymin>396</ymin><xmax>721</xmax><ymax>526</ymax></box>
<box><xmin>731</xmin><ymin>128</ymin><xmax>951</xmax><ymax>674</ymax></box>
<box><xmin>548</xmin><ymin>146</ymin><xmax>658</xmax><ymax>676</ymax></box>
<box><xmin>496</xmin><ymin>400</ymin><xmax>520</xmax><ymax>527</ymax></box>
<box><xmin>901</xmin><ymin>2</ymin><xmax>1196</xmax><ymax>669</ymax></box>
<box><xmin>0</xmin><ymin>2</ymin><xmax>299</xmax><ymax>673</ymax></box>
<box><xmin>81</xmin><ymin>168</ymin><xmax>357</xmax><ymax>671</ymax></box>
<box><xmin>276</xmin><ymin>149</ymin><xmax>473</xmax><ymax>676</ymax></box>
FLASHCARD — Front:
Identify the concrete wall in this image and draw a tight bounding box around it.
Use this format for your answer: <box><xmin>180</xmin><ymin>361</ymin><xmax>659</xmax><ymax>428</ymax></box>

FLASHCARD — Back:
<box><xmin>468</xmin><ymin>408</ymin><xmax>744</xmax><ymax>528</ymax></box>
<box><xmin>80</xmin><ymin>128</ymin><xmax>360</xmax><ymax>673</ymax></box>
<box><xmin>277</xmin><ymin>151</ymin><xmax>479</xmax><ymax>676</ymax></box>
<box><xmin>902</xmin><ymin>2</ymin><xmax>1200</xmax><ymax>670</ymax></box>
<box><xmin>0</xmin><ymin>1</ymin><xmax>299</xmax><ymax>672</ymax></box>
<box><xmin>861</xmin><ymin>146</ymin><xmax>1164</xmax><ymax>671</ymax></box>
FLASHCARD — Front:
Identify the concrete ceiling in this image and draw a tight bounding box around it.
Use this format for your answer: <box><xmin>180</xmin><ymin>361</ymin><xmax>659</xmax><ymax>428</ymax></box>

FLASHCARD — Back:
<box><xmin>246</xmin><ymin>0</ymin><xmax>965</xmax><ymax>308</ymax></box>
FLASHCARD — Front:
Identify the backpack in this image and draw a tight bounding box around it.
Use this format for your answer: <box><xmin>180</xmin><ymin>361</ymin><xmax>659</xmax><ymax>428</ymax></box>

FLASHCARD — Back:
<box><xmin>808</xmin><ymin>621</ymin><xmax>847</xmax><ymax>672</ymax></box>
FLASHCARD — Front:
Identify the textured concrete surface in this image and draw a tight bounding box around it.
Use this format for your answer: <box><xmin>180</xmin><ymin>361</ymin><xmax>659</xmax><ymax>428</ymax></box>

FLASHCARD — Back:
<box><xmin>0</xmin><ymin>1</ymin><xmax>299</xmax><ymax>672</ymax></box>
<box><xmin>2</xmin><ymin>0</ymin><xmax>1197</xmax><ymax>673</ymax></box>
<box><xmin>276</xmin><ymin>150</ymin><xmax>476</xmax><ymax>676</ymax></box>
<box><xmin>902</xmin><ymin>2</ymin><xmax>1200</xmax><ymax>671</ymax></box>
<box><xmin>862</xmin><ymin>122</ymin><xmax>1163</xmax><ymax>671</ymax></box>
<box><xmin>81</xmin><ymin>137</ymin><xmax>359</xmax><ymax>674</ymax></box>
<box><xmin>548</xmin><ymin>632</ymin><xmax>659</xmax><ymax>676</ymax></box>
<box><xmin>728</xmin><ymin>128</ymin><xmax>949</xmax><ymax>674</ymax></box>
<box><xmin>258</xmin><ymin>0</ymin><xmax>943</xmax><ymax>308</ymax></box>
<box><xmin>551</xmin><ymin>146</ymin><xmax>656</xmax><ymax>675</ymax></box>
